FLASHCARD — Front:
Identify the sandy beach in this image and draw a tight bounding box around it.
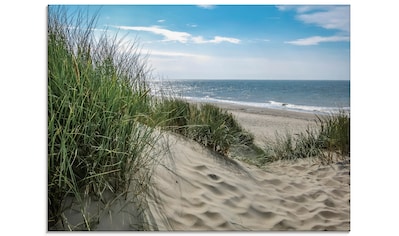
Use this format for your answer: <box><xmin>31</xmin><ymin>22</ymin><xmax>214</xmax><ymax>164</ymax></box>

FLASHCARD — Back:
<box><xmin>146</xmin><ymin>103</ymin><xmax>350</xmax><ymax>231</ymax></box>
<box><xmin>208</xmin><ymin>102</ymin><xmax>319</xmax><ymax>144</ymax></box>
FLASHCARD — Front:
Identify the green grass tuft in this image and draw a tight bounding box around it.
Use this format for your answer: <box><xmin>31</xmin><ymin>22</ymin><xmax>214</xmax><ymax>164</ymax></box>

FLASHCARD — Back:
<box><xmin>152</xmin><ymin>98</ymin><xmax>254</xmax><ymax>156</ymax></box>
<box><xmin>259</xmin><ymin>110</ymin><xmax>350</xmax><ymax>164</ymax></box>
<box><xmin>316</xmin><ymin>111</ymin><xmax>350</xmax><ymax>156</ymax></box>
<box><xmin>186</xmin><ymin>103</ymin><xmax>254</xmax><ymax>155</ymax></box>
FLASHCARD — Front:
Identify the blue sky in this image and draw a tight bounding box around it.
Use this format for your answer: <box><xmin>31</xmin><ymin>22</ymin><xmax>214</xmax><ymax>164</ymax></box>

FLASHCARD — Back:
<box><xmin>57</xmin><ymin>5</ymin><xmax>350</xmax><ymax>80</ymax></box>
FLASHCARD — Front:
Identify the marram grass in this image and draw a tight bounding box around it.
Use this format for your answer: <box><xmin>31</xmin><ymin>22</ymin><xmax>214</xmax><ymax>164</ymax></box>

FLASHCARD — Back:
<box><xmin>152</xmin><ymin>98</ymin><xmax>254</xmax><ymax>156</ymax></box>
<box><xmin>48</xmin><ymin>7</ymin><xmax>157</xmax><ymax>230</ymax></box>
<box><xmin>259</xmin><ymin>111</ymin><xmax>350</xmax><ymax>164</ymax></box>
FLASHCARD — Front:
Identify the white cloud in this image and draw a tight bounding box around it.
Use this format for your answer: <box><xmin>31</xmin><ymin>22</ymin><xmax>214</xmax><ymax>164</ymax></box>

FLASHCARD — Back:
<box><xmin>115</xmin><ymin>25</ymin><xmax>191</xmax><ymax>43</ymax></box>
<box><xmin>277</xmin><ymin>5</ymin><xmax>350</xmax><ymax>32</ymax></box>
<box><xmin>297</xmin><ymin>6</ymin><xmax>350</xmax><ymax>32</ymax></box>
<box><xmin>115</xmin><ymin>25</ymin><xmax>240</xmax><ymax>44</ymax></box>
<box><xmin>278</xmin><ymin>6</ymin><xmax>350</xmax><ymax>46</ymax></box>
<box><xmin>212</xmin><ymin>36</ymin><xmax>240</xmax><ymax>44</ymax></box>
<box><xmin>192</xmin><ymin>36</ymin><xmax>240</xmax><ymax>44</ymax></box>
<box><xmin>157</xmin><ymin>19</ymin><xmax>166</xmax><ymax>23</ymax></box>
<box><xmin>285</xmin><ymin>35</ymin><xmax>350</xmax><ymax>46</ymax></box>
<box><xmin>197</xmin><ymin>5</ymin><xmax>215</xmax><ymax>10</ymax></box>
<box><xmin>276</xmin><ymin>5</ymin><xmax>320</xmax><ymax>13</ymax></box>
<box><xmin>276</xmin><ymin>5</ymin><xmax>311</xmax><ymax>12</ymax></box>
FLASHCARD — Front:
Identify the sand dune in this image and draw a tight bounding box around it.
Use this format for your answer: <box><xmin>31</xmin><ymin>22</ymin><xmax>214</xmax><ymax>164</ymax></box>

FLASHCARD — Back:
<box><xmin>54</xmin><ymin>106</ymin><xmax>350</xmax><ymax>231</ymax></box>
<box><xmin>148</xmin><ymin>128</ymin><xmax>350</xmax><ymax>231</ymax></box>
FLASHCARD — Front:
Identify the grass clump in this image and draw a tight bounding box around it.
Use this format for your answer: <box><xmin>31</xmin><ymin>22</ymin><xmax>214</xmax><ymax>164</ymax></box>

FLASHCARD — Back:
<box><xmin>187</xmin><ymin>103</ymin><xmax>254</xmax><ymax>155</ymax></box>
<box><xmin>260</xmin><ymin>111</ymin><xmax>350</xmax><ymax>164</ymax></box>
<box><xmin>263</xmin><ymin>130</ymin><xmax>322</xmax><ymax>162</ymax></box>
<box><xmin>153</xmin><ymin>98</ymin><xmax>254</xmax><ymax>156</ymax></box>
<box><xmin>151</xmin><ymin>98</ymin><xmax>191</xmax><ymax>134</ymax></box>
<box><xmin>317</xmin><ymin>111</ymin><xmax>350</xmax><ymax>156</ymax></box>
<box><xmin>48</xmin><ymin>7</ymin><xmax>156</xmax><ymax>230</ymax></box>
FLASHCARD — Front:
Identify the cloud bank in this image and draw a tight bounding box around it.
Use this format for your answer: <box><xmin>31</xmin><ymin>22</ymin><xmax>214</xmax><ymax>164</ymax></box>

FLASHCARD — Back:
<box><xmin>296</xmin><ymin>6</ymin><xmax>350</xmax><ymax>32</ymax></box>
<box><xmin>278</xmin><ymin>5</ymin><xmax>350</xmax><ymax>46</ymax></box>
<box><xmin>285</xmin><ymin>35</ymin><xmax>350</xmax><ymax>46</ymax></box>
<box><xmin>115</xmin><ymin>25</ymin><xmax>240</xmax><ymax>44</ymax></box>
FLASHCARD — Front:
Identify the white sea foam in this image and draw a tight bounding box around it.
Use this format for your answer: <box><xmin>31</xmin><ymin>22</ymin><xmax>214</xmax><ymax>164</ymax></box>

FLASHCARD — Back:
<box><xmin>183</xmin><ymin>96</ymin><xmax>348</xmax><ymax>115</ymax></box>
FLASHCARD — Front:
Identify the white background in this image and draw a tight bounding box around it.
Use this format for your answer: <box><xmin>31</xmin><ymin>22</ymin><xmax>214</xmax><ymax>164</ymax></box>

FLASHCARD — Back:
<box><xmin>1</xmin><ymin>0</ymin><xmax>398</xmax><ymax>235</ymax></box>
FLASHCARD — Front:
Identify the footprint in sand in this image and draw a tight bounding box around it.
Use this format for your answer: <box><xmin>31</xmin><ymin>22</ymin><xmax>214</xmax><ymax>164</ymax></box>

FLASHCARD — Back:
<box><xmin>207</xmin><ymin>174</ymin><xmax>219</xmax><ymax>181</ymax></box>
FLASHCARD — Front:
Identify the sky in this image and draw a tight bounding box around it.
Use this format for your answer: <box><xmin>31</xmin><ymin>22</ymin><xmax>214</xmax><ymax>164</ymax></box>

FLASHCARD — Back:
<box><xmin>54</xmin><ymin>5</ymin><xmax>350</xmax><ymax>80</ymax></box>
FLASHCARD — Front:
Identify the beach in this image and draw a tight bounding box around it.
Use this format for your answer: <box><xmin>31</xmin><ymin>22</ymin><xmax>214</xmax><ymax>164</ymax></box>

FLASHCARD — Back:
<box><xmin>207</xmin><ymin>102</ymin><xmax>319</xmax><ymax>144</ymax></box>
<box><xmin>54</xmin><ymin>103</ymin><xmax>350</xmax><ymax>231</ymax></box>
<box><xmin>146</xmin><ymin>103</ymin><xmax>350</xmax><ymax>231</ymax></box>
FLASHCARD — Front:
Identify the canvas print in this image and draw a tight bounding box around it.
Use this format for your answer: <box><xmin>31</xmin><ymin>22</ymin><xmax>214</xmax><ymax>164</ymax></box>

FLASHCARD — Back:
<box><xmin>48</xmin><ymin>5</ymin><xmax>350</xmax><ymax>231</ymax></box>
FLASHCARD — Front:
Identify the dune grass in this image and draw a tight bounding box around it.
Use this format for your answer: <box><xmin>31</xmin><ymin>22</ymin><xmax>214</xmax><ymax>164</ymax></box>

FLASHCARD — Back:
<box><xmin>259</xmin><ymin>111</ymin><xmax>350</xmax><ymax>164</ymax></box>
<box><xmin>48</xmin><ymin>7</ymin><xmax>158</xmax><ymax>230</ymax></box>
<box><xmin>187</xmin><ymin>103</ymin><xmax>254</xmax><ymax>155</ymax></box>
<box><xmin>152</xmin><ymin>98</ymin><xmax>255</xmax><ymax>156</ymax></box>
<box><xmin>317</xmin><ymin>111</ymin><xmax>350</xmax><ymax>156</ymax></box>
<box><xmin>152</xmin><ymin>98</ymin><xmax>351</xmax><ymax>167</ymax></box>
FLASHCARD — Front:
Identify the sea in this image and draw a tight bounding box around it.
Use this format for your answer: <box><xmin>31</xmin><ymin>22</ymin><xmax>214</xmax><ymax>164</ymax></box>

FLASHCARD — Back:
<box><xmin>149</xmin><ymin>80</ymin><xmax>350</xmax><ymax>114</ymax></box>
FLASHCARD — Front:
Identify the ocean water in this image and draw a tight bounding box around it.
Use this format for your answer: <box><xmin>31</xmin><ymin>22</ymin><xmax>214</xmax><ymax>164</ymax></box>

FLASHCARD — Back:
<box><xmin>150</xmin><ymin>80</ymin><xmax>350</xmax><ymax>114</ymax></box>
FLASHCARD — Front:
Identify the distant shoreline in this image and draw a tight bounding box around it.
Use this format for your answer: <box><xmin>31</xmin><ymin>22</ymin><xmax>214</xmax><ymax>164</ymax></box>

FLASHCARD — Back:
<box><xmin>191</xmin><ymin>99</ymin><xmax>320</xmax><ymax>119</ymax></box>
<box><xmin>150</xmin><ymin>79</ymin><xmax>350</xmax><ymax>115</ymax></box>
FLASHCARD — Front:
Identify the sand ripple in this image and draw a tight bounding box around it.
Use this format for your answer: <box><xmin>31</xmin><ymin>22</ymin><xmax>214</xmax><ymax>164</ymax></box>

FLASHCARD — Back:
<box><xmin>148</xmin><ymin>134</ymin><xmax>350</xmax><ymax>231</ymax></box>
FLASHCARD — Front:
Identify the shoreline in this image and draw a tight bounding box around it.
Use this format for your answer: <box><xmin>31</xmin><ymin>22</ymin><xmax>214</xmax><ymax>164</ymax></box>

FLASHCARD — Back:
<box><xmin>204</xmin><ymin>100</ymin><xmax>319</xmax><ymax>119</ymax></box>
<box><xmin>183</xmin><ymin>97</ymin><xmax>348</xmax><ymax>115</ymax></box>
